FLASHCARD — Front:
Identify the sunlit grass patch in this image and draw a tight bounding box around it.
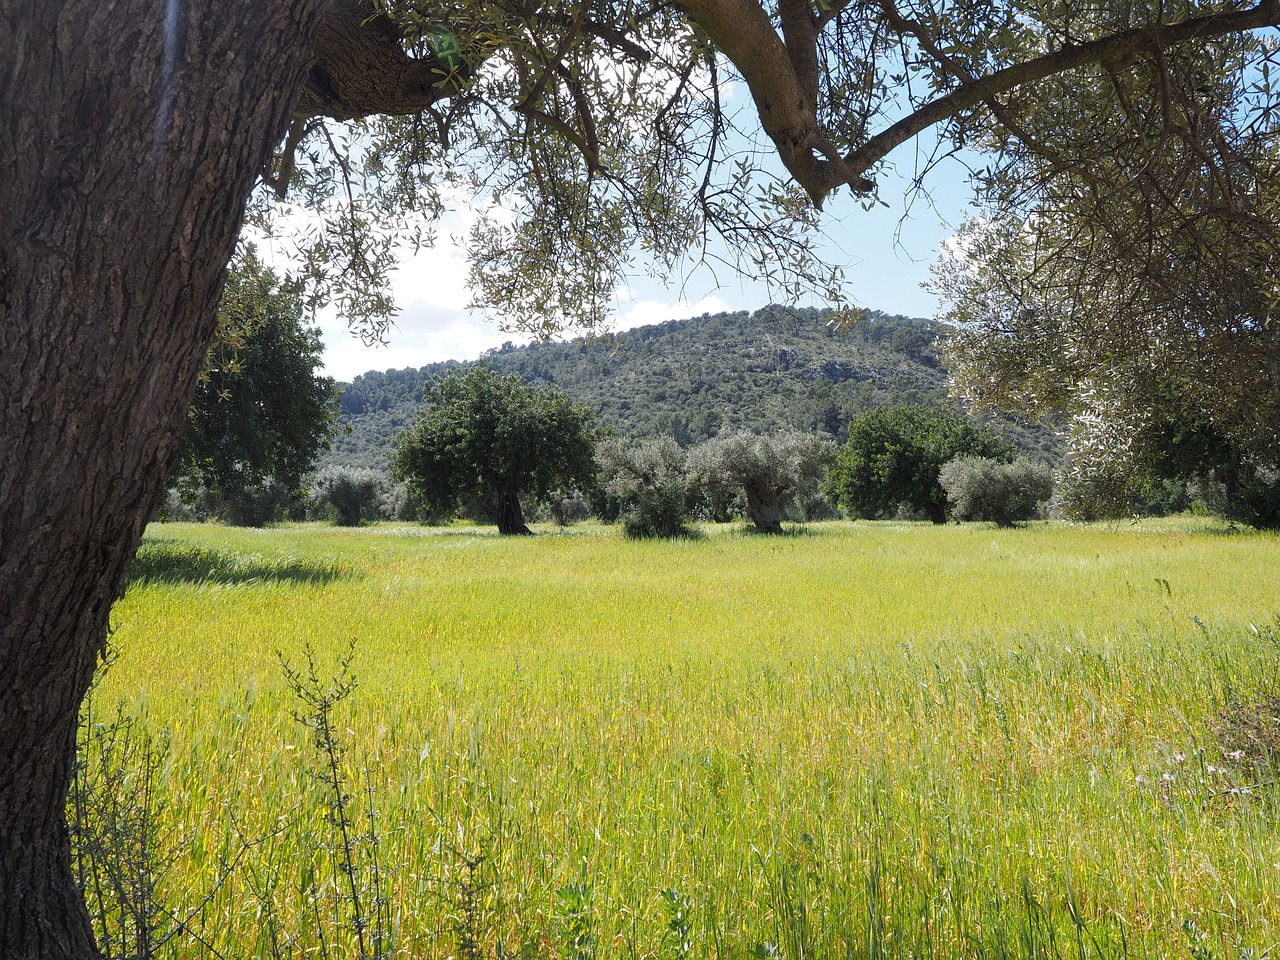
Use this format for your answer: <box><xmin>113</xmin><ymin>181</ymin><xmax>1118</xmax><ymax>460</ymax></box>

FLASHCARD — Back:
<box><xmin>90</xmin><ymin>518</ymin><xmax>1280</xmax><ymax>958</ymax></box>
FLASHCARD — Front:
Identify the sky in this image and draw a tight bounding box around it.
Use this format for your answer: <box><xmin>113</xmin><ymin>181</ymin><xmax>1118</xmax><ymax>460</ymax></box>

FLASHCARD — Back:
<box><xmin>311</xmin><ymin>159</ymin><xmax>976</xmax><ymax>383</ymax></box>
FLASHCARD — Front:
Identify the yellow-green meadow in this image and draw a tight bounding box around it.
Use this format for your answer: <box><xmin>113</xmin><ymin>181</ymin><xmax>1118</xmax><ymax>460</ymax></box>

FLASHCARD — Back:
<box><xmin>92</xmin><ymin>519</ymin><xmax>1280</xmax><ymax>958</ymax></box>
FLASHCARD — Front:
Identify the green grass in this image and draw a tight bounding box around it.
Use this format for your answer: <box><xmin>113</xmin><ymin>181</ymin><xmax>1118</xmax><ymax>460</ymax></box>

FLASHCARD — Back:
<box><xmin>94</xmin><ymin>518</ymin><xmax>1280</xmax><ymax>958</ymax></box>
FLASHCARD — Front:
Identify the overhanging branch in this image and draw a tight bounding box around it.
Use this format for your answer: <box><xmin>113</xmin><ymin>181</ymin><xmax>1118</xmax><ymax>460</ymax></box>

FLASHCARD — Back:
<box><xmin>845</xmin><ymin>0</ymin><xmax>1280</xmax><ymax>182</ymax></box>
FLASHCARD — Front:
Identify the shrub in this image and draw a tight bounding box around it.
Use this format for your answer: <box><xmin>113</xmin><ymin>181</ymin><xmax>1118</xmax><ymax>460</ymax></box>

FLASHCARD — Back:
<box><xmin>940</xmin><ymin>456</ymin><xmax>1054</xmax><ymax>526</ymax></box>
<box><xmin>379</xmin><ymin>481</ymin><xmax>424</xmax><ymax>522</ymax></box>
<box><xmin>596</xmin><ymin>436</ymin><xmax>691</xmax><ymax>538</ymax></box>
<box><xmin>309</xmin><ymin>467</ymin><xmax>387</xmax><ymax>526</ymax></box>
<box><xmin>530</xmin><ymin>490</ymin><xmax>592</xmax><ymax>526</ymax></box>
<box><xmin>209</xmin><ymin>481</ymin><xmax>299</xmax><ymax>527</ymax></box>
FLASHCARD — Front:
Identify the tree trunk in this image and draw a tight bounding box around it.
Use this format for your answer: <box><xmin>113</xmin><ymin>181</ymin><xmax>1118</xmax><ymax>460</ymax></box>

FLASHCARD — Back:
<box><xmin>496</xmin><ymin>488</ymin><xmax>532</xmax><ymax>535</ymax></box>
<box><xmin>744</xmin><ymin>484</ymin><xmax>784</xmax><ymax>534</ymax></box>
<box><xmin>0</xmin><ymin>1</ymin><xmax>322</xmax><ymax>954</ymax></box>
<box><xmin>923</xmin><ymin>500</ymin><xmax>947</xmax><ymax>524</ymax></box>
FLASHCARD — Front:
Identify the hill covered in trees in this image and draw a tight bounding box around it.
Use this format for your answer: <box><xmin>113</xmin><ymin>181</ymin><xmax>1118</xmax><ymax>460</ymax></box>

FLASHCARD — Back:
<box><xmin>320</xmin><ymin>305</ymin><xmax>1059</xmax><ymax>471</ymax></box>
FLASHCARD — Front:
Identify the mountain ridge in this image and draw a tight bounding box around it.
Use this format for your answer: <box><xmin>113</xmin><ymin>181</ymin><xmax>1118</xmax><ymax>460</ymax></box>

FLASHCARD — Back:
<box><xmin>319</xmin><ymin>304</ymin><xmax>1059</xmax><ymax>471</ymax></box>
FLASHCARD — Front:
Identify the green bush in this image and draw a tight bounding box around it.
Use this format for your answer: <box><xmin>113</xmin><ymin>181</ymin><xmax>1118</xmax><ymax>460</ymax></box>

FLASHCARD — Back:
<box><xmin>309</xmin><ymin>467</ymin><xmax>386</xmax><ymax>526</ymax></box>
<box><xmin>830</xmin><ymin>405</ymin><xmax>1015</xmax><ymax>523</ymax></box>
<box><xmin>940</xmin><ymin>456</ymin><xmax>1054</xmax><ymax>526</ymax></box>
<box><xmin>596</xmin><ymin>437</ymin><xmax>692</xmax><ymax>538</ymax></box>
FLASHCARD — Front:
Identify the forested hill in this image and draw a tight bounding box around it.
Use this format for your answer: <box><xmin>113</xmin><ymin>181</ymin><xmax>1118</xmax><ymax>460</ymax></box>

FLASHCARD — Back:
<box><xmin>321</xmin><ymin>305</ymin><xmax>1058</xmax><ymax>471</ymax></box>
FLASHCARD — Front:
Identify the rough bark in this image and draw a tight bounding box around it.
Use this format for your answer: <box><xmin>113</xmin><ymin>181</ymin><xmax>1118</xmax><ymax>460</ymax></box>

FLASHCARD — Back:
<box><xmin>295</xmin><ymin>0</ymin><xmax>463</xmax><ymax>120</ymax></box>
<box><xmin>0</xmin><ymin>0</ymin><xmax>325</xmax><ymax>954</ymax></box>
<box><xmin>496</xmin><ymin>489</ymin><xmax>532</xmax><ymax>536</ymax></box>
<box><xmin>924</xmin><ymin>500</ymin><xmax>948</xmax><ymax>525</ymax></box>
<box><xmin>744</xmin><ymin>484</ymin><xmax>784</xmax><ymax>534</ymax></box>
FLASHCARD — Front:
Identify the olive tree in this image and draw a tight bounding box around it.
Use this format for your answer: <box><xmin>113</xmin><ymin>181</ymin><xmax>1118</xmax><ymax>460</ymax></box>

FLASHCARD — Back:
<box><xmin>596</xmin><ymin>437</ymin><xmax>693</xmax><ymax>539</ymax></box>
<box><xmin>391</xmin><ymin>369</ymin><xmax>597</xmax><ymax>535</ymax></box>
<box><xmin>939</xmin><ymin>456</ymin><xmax>1054</xmax><ymax>526</ymax></box>
<box><xmin>6</xmin><ymin>0</ymin><xmax>1280</xmax><ymax>951</ymax></box>
<box><xmin>309</xmin><ymin>467</ymin><xmax>388</xmax><ymax>526</ymax></box>
<box><xmin>935</xmin><ymin>30</ymin><xmax>1280</xmax><ymax>516</ymax></box>
<box><xmin>688</xmin><ymin>430</ymin><xmax>835</xmax><ymax>533</ymax></box>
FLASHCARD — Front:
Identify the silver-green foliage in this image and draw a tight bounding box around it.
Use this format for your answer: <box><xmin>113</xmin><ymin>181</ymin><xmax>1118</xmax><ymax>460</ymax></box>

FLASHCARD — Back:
<box><xmin>596</xmin><ymin>436</ymin><xmax>691</xmax><ymax>539</ymax></box>
<box><xmin>940</xmin><ymin>456</ymin><xmax>1055</xmax><ymax>526</ymax></box>
<box><xmin>310</xmin><ymin>467</ymin><xmax>388</xmax><ymax>527</ymax></box>
<box><xmin>687</xmin><ymin>430</ymin><xmax>836</xmax><ymax>533</ymax></box>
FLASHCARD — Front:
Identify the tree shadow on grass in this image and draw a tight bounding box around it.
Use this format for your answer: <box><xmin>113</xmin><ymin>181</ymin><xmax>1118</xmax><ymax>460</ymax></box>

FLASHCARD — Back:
<box><xmin>125</xmin><ymin>540</ymin><xmax>348</xmax><ymax>588</ymax></box>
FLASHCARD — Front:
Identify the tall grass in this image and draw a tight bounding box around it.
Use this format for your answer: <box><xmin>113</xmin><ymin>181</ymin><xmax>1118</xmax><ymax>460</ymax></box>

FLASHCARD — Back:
<box><xmin>86</xmin><ymin>519</ymin><xmax>1280</xmax><ymax>958</ymax></box>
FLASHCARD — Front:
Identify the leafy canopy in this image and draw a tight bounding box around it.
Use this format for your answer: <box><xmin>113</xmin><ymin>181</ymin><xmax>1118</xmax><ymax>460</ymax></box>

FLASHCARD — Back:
<box><xmin>260</xmin><ymin>0</ymin><xmax>1280</xmax><ymax>343</ymax></box>
<box><xmin>830</xmin><ymin>405</ymin><xmax>1015</xmax><ymax>523</ymax></box>
<box><xmin>939</xmin><ymin>456</ymin><xmax>1055</xmax><ymax>527</ymax></box>
<box><xmin>309</xmin><ymin>467</ymin><xmax>388</xmax><ymax>527</ymax></box>
<box><xmin>596</xmin><ymin>436</ymin><xmax>694</xmax><ymax>539</ymax></box>
<box><xmin>687</xmin><ymin>430</ymin><xmax>836</xmax><ymax>532</ymax></box>
<box><xmin>391</xmin><ymin>368</ymin><xmax>597</xmax><ymax>533</ymax></box>
<box><xmin>172</xmin><ymin>250</ymin><xmax>340</xmax><ymax>513</ymax></box>
<box><xmin>934</xmin><ymin>24</ymin><xmax>1280</xmax><ymax>506</ymax></box>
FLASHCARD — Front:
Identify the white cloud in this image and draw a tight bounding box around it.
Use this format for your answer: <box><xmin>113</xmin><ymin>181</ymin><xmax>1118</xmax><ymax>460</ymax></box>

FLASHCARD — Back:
<box><xmin>612</xmin><ymin>289</ymin><xmax>731</xmax><ymax>331</ymax></box>
<box><xmin>260</xmin><ymin>159</ymin><xmax>970</xmax><ymax>381</ymax></box>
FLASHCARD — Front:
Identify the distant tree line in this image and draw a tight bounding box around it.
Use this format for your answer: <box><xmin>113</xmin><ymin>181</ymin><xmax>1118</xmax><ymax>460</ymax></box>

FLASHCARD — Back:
<box><xmin>165</xmin><ymin>286</ymin><xmax>1268</xmax><ymax>531</ymax></box>
<box><xmin>294</xmin><ymin>374</ymin><xmax>1056</xmax><ymax>536</ymax></box>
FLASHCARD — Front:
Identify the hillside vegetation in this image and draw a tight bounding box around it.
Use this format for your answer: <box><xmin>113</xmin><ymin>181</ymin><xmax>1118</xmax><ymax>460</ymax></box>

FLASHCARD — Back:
<box><xmin>321</xmin><ymin>306</ymin><xmax>1059</xmax><ymax>471</ymax></box>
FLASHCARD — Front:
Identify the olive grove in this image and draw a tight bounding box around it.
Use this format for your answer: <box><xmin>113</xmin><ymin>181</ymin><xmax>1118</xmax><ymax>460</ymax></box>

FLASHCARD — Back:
<box><xmin>3</xmin><ymin>0</ymin><xmax>1280</xmax><ymax>953</ymax></box>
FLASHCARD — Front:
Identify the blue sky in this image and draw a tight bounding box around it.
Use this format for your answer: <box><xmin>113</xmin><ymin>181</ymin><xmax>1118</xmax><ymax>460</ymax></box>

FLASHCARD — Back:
<box><xmin>316</xmin><ymin>157</ymin><xmax>977</xmax><ymax>382</ymax></box>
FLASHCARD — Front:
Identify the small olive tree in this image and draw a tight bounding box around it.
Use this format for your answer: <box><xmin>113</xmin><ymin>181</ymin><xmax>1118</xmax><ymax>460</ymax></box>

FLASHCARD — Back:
<box><xmin>939</xmin><ymin>457</ymin><xmax>1054</xmax><ymax>527</ymax></box>
<box><xmin>596</xmin><ymin>436</ymin><xmax>691</xmax><ymax>539</ymax></box>
<box><xmin>309</xmin><ymin>467</ymin><xmax>387</xmax><ymax>527</ymax></box>
<box><xmin>688</xmin><ymin>430</ymin><xmax>835</xmax><ymax>533</ymax></box>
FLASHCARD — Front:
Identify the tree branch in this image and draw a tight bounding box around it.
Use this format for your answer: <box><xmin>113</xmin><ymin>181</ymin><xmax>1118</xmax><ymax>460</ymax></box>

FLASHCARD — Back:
<box><xmin>677</xmin><ymin>0</ymin><xmax>874</xmax><ymax>206</ymax></box>
<box><xmin>845</xmin><ymin>0</ymin><xmax>1280</xmax><ymax>182</ymax></box>
<box><xmin>294</xmin><ymin>0</ymin><xmax>466</xmax><ymax>121</ymax></box>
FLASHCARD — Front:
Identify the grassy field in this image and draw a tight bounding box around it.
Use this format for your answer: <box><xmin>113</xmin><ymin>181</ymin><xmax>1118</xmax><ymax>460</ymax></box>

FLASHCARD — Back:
<box><xmin>89</xmin><ymin>518</ymin><xmax>1280</xmax><ymax>959</ymax></box>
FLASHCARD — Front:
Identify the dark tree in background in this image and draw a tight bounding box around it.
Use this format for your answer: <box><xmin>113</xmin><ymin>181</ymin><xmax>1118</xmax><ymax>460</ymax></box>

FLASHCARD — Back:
<box><xmin>830</xmin><ymin>406</ymin><xmax>1016</xmax><ymax>523</ymax></box>
<box><xmin>171</xmin><ymin>251</ymin><xmax>340</xmax><ymax>524</ymax></box>
<box><xmin>391</xmin><ymin>369</ymin><xmax>598</xmax><ymax>535</ymax></box>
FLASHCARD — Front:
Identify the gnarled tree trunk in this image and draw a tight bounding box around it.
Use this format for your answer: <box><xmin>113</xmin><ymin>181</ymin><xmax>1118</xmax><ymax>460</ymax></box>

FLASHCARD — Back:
<box><xmin>496</xmin><ymin>488</ymin><xmax>532</xmax><ymax>535</ymax></box>
<box><xmin>0</xmin><ymin>1</ymin><xmax>322</xmax><ymax>954</ymax></box>
<box><xmin>744</xmin><ymin>483</ymin><xmax>784</xmax><ymax>534</ymax></box>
